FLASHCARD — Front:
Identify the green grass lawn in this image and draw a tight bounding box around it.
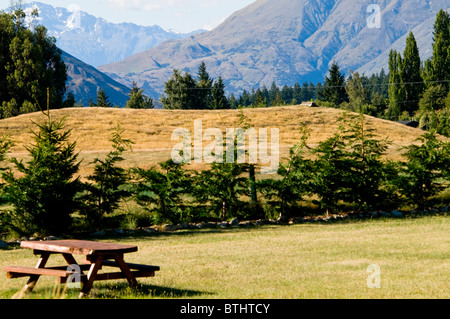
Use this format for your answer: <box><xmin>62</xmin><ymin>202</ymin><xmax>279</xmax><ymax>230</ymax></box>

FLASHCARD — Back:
<box><xmin>0</xmin><ymin>215</ymin><xmax>448</xmax><ymax>299</ymax></box>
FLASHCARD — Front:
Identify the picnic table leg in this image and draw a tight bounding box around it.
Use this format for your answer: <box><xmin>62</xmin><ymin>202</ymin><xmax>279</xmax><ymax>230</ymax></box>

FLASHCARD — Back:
<box><xmin>79</xmin><ymin>255</ymin><xmax>103</xmax><ymax>299</ymax></box>
<box><xmin>113</xmin><ymin>254</ymin><xmax>138</xmax><ymax>288</ymax></box>
<box><xmin>22</xmin><ymin>252</ymin><xmax>51</xmax><ymax>294</ymax></box>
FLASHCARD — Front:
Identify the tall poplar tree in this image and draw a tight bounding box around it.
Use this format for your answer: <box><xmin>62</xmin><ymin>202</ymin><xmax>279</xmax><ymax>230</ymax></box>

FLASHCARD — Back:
<box><xmin>424</xmin><ymin>9</ymin><xmax>450</xmax><ymax>90</ymax></box>
<box><xmin>387</xmin><ymin>50</ymin><xmax>405</xmax><ymax>119</ymax></box>
<box><xmin>401</xmin><ymin>32</ymin><xmax>424</xmax><ymax>114</ymax></box>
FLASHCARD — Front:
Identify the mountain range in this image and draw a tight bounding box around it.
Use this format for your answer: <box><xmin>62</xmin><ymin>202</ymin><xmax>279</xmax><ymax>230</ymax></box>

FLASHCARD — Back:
<box><xmin>8</xmin><ymin>2</ymin><xmax>202</xmax><ymax>107</ymax></box>
<box><xmin>8</xmin><ymin>0</ymin><xmax>450</xmax><ymax>105</ymax></box>
<box><xmin>20</xmin><ymin>2</ymin><xmax>204</xmax><ymax>67</ymax></box>
<box><xmin>98</xmin><ymin>0</ymin><xmax>450</xmax><ymax>99</ymax></box>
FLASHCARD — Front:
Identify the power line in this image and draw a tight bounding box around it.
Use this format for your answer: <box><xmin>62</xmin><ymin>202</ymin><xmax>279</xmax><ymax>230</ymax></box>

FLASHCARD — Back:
<box><xmin>160</xmin><ymin>79</ymin><xmax>450</xmax><ymax>91</ymax></box>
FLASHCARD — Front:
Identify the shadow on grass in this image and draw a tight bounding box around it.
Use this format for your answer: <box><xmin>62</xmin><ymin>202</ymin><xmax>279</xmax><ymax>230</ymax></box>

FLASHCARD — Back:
<box><xmin>1</xmin><ymin>283</ymin><xmax>212</xmax><ymax>299</ymax></box>
<box><xmin>90</xmin><ymin>282</ymin><xmax>212</xmax><ymax>299</ymax></box>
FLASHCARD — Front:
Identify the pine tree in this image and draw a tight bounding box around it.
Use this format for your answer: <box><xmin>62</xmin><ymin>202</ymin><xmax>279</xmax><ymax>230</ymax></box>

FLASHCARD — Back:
<box><xmin>126</xmin><ymin>82</ymin><xmax>154</xmax><ymax>109</ymax></box>
<box><xmin>310</xmin><ymin>130</ymin><xmax>350</xmax><ymax>216</ymax></box>
<box><xmin>211</xmin><ymin>76</ymin><xmax>230</xmax><ymax>109</ymax></box>
<box><xmin>195</xmin><ymin>156</ymin><xmax>248</xmax><ymax>221</ymax></box>
<box><xmin>340</xmin><ymin>114</ymin><xmax>393</xmax><ymax>211</ymax></box>
<box><xmin>345</xmin><ymin>72</ymin><xmax>369</xmax><ymax>111</ymax></box>
<box><xmin>162</xmin><ymin>69</ymin><xmax>199</xmax><ymax>109</ymax></box>
<box><xmin>2</xmin><ymin>116</ymin><xmax>82</xmax><ymax>236</ymax></box>
<box><xmin>133</xmin><ymin>160</ymin><xmax>191</xmax><ymax>224</ymax></box>
<box><xmin>258</xmin><ymin>125</ymin><xmax>312</xmax><ymax>220</ymax></box>
<box><xmin>196</xmin><ymin>61</ymin><xmax>213</xmax><ymax>109</ymax></box>
<box><xmin>397</xmin><ymin>131</ymin><xmax>450</xmax><ymax>209</ymax></box>
<box><xmin>322</xmin><ymin>62</ymin><xmax>348</xmax><ymax>107</ymax></box>
<box><xmin>269</xmin><ymin>81</ymin><xmax>279</xmax><ymax>104</ymax></box>
<box><xmin>96</xmin><ymin>89</ymin><xmax>113</xmax><ymax>108</ymax></box>
<box><xmin>80</xmin><ymin>126</ymin><xmax>133</xmax><ymax>230</ymax></box>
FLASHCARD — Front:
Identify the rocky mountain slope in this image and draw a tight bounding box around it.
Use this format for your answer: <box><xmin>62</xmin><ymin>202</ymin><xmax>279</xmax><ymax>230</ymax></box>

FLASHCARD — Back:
<box><xmin>62</xmin><ymin>51</ymin><xmax>131</xmax><ymax>107</ymax></box>
<box><xmin>98</xmin><ymin>0</ymin><xmax>450</xmax><ymax>98</ymax></box>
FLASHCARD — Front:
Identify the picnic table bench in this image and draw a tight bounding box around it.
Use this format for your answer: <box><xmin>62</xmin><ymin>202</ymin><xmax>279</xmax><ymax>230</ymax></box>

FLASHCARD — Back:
<box><xmin>2</xmin><ymin>240</ymin><xmax>160</xmax><ymax>298</ymax></box>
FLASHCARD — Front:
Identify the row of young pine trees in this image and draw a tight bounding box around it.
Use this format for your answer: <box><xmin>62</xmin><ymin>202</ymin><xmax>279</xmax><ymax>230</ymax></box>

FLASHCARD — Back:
<box><xmin>0</xmin><ymin>110</ymin><xmax>449</xmax><ymax>238</ymax></box>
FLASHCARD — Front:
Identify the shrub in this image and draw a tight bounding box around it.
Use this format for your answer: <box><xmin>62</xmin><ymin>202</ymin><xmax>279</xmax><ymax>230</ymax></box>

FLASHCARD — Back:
<box><xmin>397</xmin><ymin>131</ymin><xmax>450</xmax><ymax>209</ymax></box>
<box><xmin>78</xmin><ymin>125</ymin><xmax>133</xmax><ymax>231</ymax></box>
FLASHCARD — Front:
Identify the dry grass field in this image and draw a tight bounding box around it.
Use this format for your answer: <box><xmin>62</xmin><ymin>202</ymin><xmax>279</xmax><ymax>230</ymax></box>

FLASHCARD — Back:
<box><xmin>0</xmin><ymin>106</ymin><xmax>431</xmax><ymax>179</ymax></box>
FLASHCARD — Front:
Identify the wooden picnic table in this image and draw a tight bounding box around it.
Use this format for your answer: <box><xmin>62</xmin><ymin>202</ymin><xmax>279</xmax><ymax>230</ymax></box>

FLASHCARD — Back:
<box><xmin>3</xmin><ymin>240</ymin><xmax>160</xmax><ymax>298</ymax></box>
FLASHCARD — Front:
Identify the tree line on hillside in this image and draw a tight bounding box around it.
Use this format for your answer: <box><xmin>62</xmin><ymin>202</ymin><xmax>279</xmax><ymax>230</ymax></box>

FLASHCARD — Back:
<box><xmin>0</xmin><ymin>112</ymin><xmax>449</xmax><ymax>237</ymax></box>
<box><xmin>160</xmin><ymin>60</ymin><xmax>390</xmax><ymax>112</ymax></box>
<box><xmin>160</xmin><ymin>10</ymin><xmax>450</xmax><ymax>137</ymax></box>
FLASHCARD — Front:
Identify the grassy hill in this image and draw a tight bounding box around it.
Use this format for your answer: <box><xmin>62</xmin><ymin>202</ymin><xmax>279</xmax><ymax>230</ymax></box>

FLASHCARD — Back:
<box><xmin>0</xmin><ymin>106</ymin><xmax>431</xmax><ymax>179</ymax></box>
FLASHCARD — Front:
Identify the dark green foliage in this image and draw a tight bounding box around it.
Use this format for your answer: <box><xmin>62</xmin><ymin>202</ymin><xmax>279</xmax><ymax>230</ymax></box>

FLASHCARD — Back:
<box><xmin>339</xmin><ymin>114</ymin><xmax>395</xmax><ymax>211</ymax></box>
<box><xmin>396</xmin><ymin>131</ymin><xmax>450</xmax><ymax>209</ymax></box>
<box><xmin>162</xmin><ymin>63</ymin><xmax>231</xmax><ymax>110</ymax></box>
<box><xmin>0</xmin><ymin>5</ymin><xmax>67</xmax><ymax>117</ymax></box>
<box><xmin>126</xmin><ymin>82</ymin><xmax>154</xmax><ymax>109</ymax></box>
<box><xmin>211</xmin><ymin>77</ymin><xmax>230</xmax><ymax>110</ymax></box>
<box><xmin>162</xmin><ymin>69</ymin><xmax>200</xmax><ymax>109</ymax></box>
<box><xmin>387</xmin><ymin>32</ymin><xmax>424</xmax><ymax>119</ymax></box>
<box><xmin>308</xmin><ymin>114</ymin><xmax>397</xmax><ymax>214</ymax></box>
<box><xmin>0</xmin><ymin>135</ymin><xmax>12</xmax><ymax>207</ymax></box>
<box><xmin>79</xmin><ymin>126</ymin><xmax>133</xmax><ymax>230</ymax></box>
<box><xmin>133</xmin><ymin>160</ymin><xmax>192</xmax><ymax>225</ymax></box>
<box><xmin>194</xmin><ymin>126</ymin><xmax>250</xmax><ymax>221</ymax></box>
<box><xmin>416</xmin><ymin>10</ymin><xmax>450</xmax><ymax>135</ymax></box>
<box><xmin>63</xmin><ymin>92</ymin><xmax>76</xmax><ymax>108</ymax></box>
<box><xmin>400</xmin><ymin>32</ymin><xmax>425</xmax><ymax>114</ymax></box>
<box><xmin>320</xmin><ymin>61</ymin><xmax>348</xmax><ymax>107</ymax></box>
<box><xmin>95</xmin><ymin>89</ymin><xmax>113</xmax><ymax>108</ymax></box>
<box><xmin>258</xmin><ymin>126</ymin><xmax>312</xmax><ymax>219</ymax></box>
<box><xmin>387</xmin><ymin>50</ymin><xmax>406</xmax><ymax>120</ymax></box>
<box><xmin>196</xmin><ymin>61</ymin><xmax>213</xmax><ymax>110</ymax></box>
<box><xmin>309</xmin><ymin>127</ymin><xmax>350</xmax><ymax>215</ymax></box>
<box><xmin>195</xmin><ymin>160</ymin><xmax>249</xmax><ymax>221</ymax></box>
<box><xmin>424</xmin><ymin>9</ymin><xmax>450</xmax><ymax>89</ymax></box>
<box><xmin>2</xmin><ymin>116</ymin><xmax>82</xmax><ymax>236</ymax></box>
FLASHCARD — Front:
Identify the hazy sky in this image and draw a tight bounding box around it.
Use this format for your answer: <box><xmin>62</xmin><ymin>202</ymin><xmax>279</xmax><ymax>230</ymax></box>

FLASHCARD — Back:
<box><xmin>2</xmin><ymin>0</ymin><xmax>256</xmax><ymax>33</ymax></box>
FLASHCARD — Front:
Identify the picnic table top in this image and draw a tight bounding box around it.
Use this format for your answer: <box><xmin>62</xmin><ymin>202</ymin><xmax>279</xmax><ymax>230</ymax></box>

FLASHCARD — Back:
<box><xmin>20</xmin><ymin>240</ymin><xmax>138</xmax><ymax>256</ymax></box>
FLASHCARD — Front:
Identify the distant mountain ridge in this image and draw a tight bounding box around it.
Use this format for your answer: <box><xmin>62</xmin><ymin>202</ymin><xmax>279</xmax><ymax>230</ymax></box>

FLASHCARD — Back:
<box><xmin>61</xmin><ymin>51</ymin><xmax>131</xmax><ymax>107</ymax></box>
<box><xmin>16</xmin><ymin>1</ymin><xmax>205</xmax><ymax>67</ymax></box>
<box><xmin>98</xmin><ymin>0</ymin><xmax>450</xmax><ymax>98</ymax></box>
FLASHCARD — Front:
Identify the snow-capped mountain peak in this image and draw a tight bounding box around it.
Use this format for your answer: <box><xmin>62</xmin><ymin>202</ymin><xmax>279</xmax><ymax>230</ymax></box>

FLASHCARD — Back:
<box><xmin>11</xmin><ymin>1</ymin><xmax>205</xmax><ymax>67</ymax></box>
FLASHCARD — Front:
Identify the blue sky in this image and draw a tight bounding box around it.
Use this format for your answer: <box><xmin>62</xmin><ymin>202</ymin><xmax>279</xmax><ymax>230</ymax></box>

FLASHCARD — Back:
<box><xmin>3</xmin><ymin>0</ymin><xmax>255</xmax><ymax>33</ymax></box>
